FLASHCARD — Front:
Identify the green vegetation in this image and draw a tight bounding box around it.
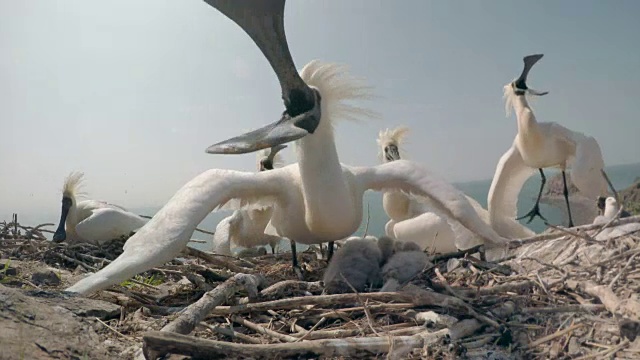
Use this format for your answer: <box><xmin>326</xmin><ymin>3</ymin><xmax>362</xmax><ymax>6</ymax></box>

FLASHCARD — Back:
<box><xmin>119</xmin><ymin>273</ymin><xmax>165</xmax><ymax>288</ymax></box>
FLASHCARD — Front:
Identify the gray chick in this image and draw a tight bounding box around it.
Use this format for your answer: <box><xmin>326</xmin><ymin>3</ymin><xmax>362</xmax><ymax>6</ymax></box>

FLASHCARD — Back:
<box><xmin>377</xmin><ymin>236</ymin><xmax>396</xmax><ymax>265</ymax></box>
<box><xmin>237</xmin><ymin>247</ymin><xmax>268</xmax><ymax>258</ymax></box>
<box><xmin>380</xmin><ymin>241</ymin><xmax>431</xmax><ymax>292</ymax></box>
<box><xmin>323</xmin><ymin>238</ymin><xmax>383</xmax><ymax>294</ymax></box>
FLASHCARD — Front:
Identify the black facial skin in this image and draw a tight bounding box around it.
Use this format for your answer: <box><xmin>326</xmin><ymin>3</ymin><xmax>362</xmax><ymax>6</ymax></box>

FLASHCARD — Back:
<box><xmin>384</xmin><ymin>144</ymin><xmax>400</xmax><ymax>162</ymax></box>
<box><xmin>260</xmin><ymin>159</ymin><xmax>274</xmax><ymax>171</ymax></box>
<box><xmin>597</xmin><ymin>196</ymin><xmax>607</xmax><ymax>212</ymax></box>
<box><xmin>52</xmin><ymin>196</ymin><xmax>72</xmax><ymax>242</ymax></box>
<box><xmin>512</xmin><ymin>81</ymin><xmax>527</xmax><ymax>96</ymax></box>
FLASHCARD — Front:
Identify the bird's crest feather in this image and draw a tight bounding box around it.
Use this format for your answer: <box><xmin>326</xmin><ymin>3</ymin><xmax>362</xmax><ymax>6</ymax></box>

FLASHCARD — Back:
<box><xmin>299</xmin><ymin>60</ymin><xmax>380</xmax><ymax>127</ymax></box>
<box><xmin>376</xmin><ymin>126</ymin><xmax>410</xmax><ymax>161</ymax></box>
<box><xmin>62</xmin><ymin>171</ymin><xmax>87</xmax><ymax>199</ymax></box>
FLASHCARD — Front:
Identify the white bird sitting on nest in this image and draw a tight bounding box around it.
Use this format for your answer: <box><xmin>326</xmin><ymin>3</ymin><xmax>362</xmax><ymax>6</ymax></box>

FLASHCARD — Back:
<box><xmin>322</xmin><ymin>236</ymin><xmax>394</xmax><ymax>294</ymax></box>
<box><xmin>52</xmin><ymin>172</ymin><xmax>148</xmax><ymax>245</ymax></box>
<box><xmin>380</xmin><ymin>240</ymin><xmax>431</xmax><ymax>292</ymax></box>
<box><xmin>377</xmin><ymin>127</ymin><xmax>533</xmax><ymax>254</ymax></box>
<box><xmin>211</xmin><ymin>145</ymin><xmax>288</xmax><ymax>256</ymax></box>
<box><xmin>489</xmin><ymin>54</ymin><xmax>610</xmax><ymax>230</ymax></box>
<box><xmin>65</xmin><ymin>0</ymin><xmax>510</xmax><ymax>295</ymax></box>
<box><xmin>592</xmin><ymin>197</ymin><xmax>640</xmax><ymax>241</ymax></box>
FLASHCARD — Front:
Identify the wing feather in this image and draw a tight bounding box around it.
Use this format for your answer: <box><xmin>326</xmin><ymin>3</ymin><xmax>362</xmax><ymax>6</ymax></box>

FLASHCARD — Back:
<box><xmin>354</xmin><ymin>160</ymin><xmax>508</xmax><ymax>247</ymax></box>
<box><xmin>66</xmin><ymin>168</ymin><xmax>289</xmax><ymax>295</ymax></box>
<box><xmin>548</xmin><ymin>123</ymin><xmax>608</xmax><ymax>198</ymax></box>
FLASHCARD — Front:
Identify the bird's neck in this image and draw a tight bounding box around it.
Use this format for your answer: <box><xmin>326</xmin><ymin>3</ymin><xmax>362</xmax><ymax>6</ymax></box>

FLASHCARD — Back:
<box><xmin>295</xmin><ymin>119</ymin><xmax>356</xmax><ymax>230</ymax></box>
<box><xmin>513</xmin><ymin>95</ymin><xmax>541</xmax><ymax>138</ymax></box>
<box><xmin>66</xmin><ymin>201</ymin><xmax>80</xmax><ymax>240</ymax></box>
<box><xmin>604</xmin><ymin>204</ymin><xmax>618</xmax><ymax>218</ymax></box>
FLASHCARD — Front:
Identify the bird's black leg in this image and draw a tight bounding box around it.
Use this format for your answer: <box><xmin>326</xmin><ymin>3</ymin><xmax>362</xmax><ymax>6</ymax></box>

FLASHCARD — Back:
<box><xmin>290</xmin><ymin>240</ymin><xmax>303</xmax><ymax>280</ymax></box>
<box><xmin>517</xmin><ymin>168</ymin><xmax>548</xmax><ymax>223</ymax></box>
<box><xmin>327</xmin><ymin>241</ymin><xmax>334</xmax><ymax>262</ymax></box>
<box><xmin>562</xmin><ymin>171</ymin><xmax>574</xmax><ymax>227</ymax></box>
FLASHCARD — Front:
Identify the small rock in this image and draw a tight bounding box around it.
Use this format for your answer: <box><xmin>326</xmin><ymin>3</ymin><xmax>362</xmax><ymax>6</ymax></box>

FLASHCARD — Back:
<box><xmin>0</xmin><ymin>263</ymin><xmax>18</xmax><ymax>277</ymax></box>
<box><xmin>568</xmin><ymin>336</ymin><xmax>581</xmax><ymax>356</ymax></box>
<box><xmin>446</xmin><ymin>258</ymin><xmax>461</xmax><ymax>272</ymax></box>
<box><xmin>31</xmin><ymin>271</ymin><xmax>61</xmax><ymax>286</ymax></box>
<box><xmin>620</xmin><ymin>319</ymin><xmax>640</xmax><ymax>341</ymax></box>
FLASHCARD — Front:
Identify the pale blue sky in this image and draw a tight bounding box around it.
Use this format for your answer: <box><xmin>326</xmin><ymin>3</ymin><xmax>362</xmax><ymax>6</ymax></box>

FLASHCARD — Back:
<box><xmin>1</xmin><ymin>0</ymin><xmax>639</xmax><ymax>221</ymax></box>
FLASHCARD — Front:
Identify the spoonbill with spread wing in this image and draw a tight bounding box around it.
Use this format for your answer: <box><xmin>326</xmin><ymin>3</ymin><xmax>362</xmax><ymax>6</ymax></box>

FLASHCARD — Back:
<box><xmin>488</xmin><ymin>54</ymin><xmax>609</xmax><ymax>230</ymax></box>
<box><xmin>66</xmin><ymin>0</ymin><xmax>509</xmax><ymax>295</ymax></box>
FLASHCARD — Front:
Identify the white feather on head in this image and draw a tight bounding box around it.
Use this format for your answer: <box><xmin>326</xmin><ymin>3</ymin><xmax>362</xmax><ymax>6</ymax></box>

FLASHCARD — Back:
<box><xmin>298</xmin><ymin>60</ymin><xmax>379</xmax><ymax>130</ymax></box>
<box><xmin>62</xmin><ymin>171</ymin><xmax>87</xmax><ymax>200</ymax></box>
<box><xmin>376</xmin><ymin>126</ymin><xmax>410</xmax><ymax>161</ymax></box>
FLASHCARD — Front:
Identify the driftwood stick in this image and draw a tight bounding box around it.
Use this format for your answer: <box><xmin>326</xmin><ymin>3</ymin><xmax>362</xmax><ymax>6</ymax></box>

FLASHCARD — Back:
<box><xmin>524</xmin><ymin>323</ymin><xmax>584</xmax><ymax>349</ymax></box>
<box><xmin>509</xmin><ymin>215</ymin><xmax>640</xmax><ymax>249</ymax></box>
<box><xmin>183</xmin><ymin>247</ymin><xmax>254</xmax><ymax>273</ymax></box>
<box><xmin>198</xmin><ymin>322</ymin><xmax>262</xmax><ymax>344</ymax></box>
<box><xmin>254</xmin><ymin>280</ymin><xmax>323</xmax><ymax>301</ymax></box>
<box><xmin>142</xmin><ymin>328</ymin><xmax>450</xmax><ymax>360</ymax></box>
<box><xmin>230</xmin><ymin>315</ymin><xmax>298</xmax><ymax>342</ymax></box>
<box><xmin>521</xmin><ymin>304</ymin><xmax>605</xmax><ymax>314</ymax></box>
<box><xmin>566</xmin><ymin>280</ymin><xmax>640</xmax><ymax>320</ymax></box>
<box><xmin>608</xmin><ymin>253</ymin><xmax>638</xmax><ymax>288</ymax></box>
<box><xmin>161</xmin><ymin>273</ymin><xmax>266</xmax><ymax>335</ymax></box>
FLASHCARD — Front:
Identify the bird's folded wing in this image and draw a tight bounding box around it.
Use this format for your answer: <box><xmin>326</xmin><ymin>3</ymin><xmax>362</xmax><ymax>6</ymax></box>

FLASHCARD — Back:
<box><xmin>75</xmin><ymin>207</ymin><xmax>148</xmax><ymax>244</ymax></box>
<box><xmin>66</xmin><ymin>168</ymin><xmax>289</xmax><ymax>295</ymax></box>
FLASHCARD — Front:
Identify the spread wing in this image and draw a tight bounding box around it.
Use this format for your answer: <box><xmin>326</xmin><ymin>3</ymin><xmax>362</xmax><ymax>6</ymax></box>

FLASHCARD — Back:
<box><xmin>353</xmin><ymin>160</ymin><xmax>508</xmax><ymax>247</ymax></box>
<box><xmin>66</xmin><ymin>168</ymin><xmax>290</xmax><ymax>295</ymax></box>
<box><xmin>487</xmin><ymin>143</ymin><xmax>537</xmax><ymax>237</ymax></box>
<box><xmin>548</xmin><ymin>123</ymin><xmax>608</xmax><ymax>199</ymax></box>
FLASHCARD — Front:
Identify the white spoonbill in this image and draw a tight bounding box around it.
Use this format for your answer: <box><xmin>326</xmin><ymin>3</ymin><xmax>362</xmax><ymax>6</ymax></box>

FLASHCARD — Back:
<box><xmin>65</xmin><ymin>0</ymin><xmax>509</xmax><ymax>295</ymax></box>
<box><xmin>378</xmin><ymin>127</ymin><xmax>533</xmax><ymax>253</ymax></box>
<box><xmin>52</xmin><ymin>172</ymin><xmax>148</xmax><ymax>245</ymax></box>
<box><xmin>211</xmin><ymin>145</ymin><xmax>287</xmax><ymax>255</ymax></box>
<box><xmin>592</xmin><ymin>197</ymin><xmax>640</xmax><ymax>240</ymax></box>
<box><xmin>488</xmin><ymin>54</ymin><xmax>609</xmax><ymax>230</ymax></box>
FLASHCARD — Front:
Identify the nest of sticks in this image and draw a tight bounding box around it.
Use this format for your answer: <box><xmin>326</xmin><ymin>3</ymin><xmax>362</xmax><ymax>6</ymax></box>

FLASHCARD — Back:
<box><xmin>2</xmin><ymin>215</ymin><xmax>640</xmax><ymax>359</ymax></box>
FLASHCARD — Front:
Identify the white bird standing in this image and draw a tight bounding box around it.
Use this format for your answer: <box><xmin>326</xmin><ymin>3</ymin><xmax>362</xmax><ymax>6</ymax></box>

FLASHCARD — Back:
<box><xmin>211</xmin><ymin>145</ymin><xmax>287</xmax><ymax>255</ymax></box>
<box><xmin>52</xmin><ymin>172</ymin><xmax>148</xmax><ymax>245</ymax></box>
<box><xmin>378</xmin><ymin>127</ymin><xmax>533</xmax><ymax>253</ymax></box>
<box><xmin>65</xmin><ymin>0</ymin><xmax>509</xmax><ymax>295</ymax></box>
<box><xmin>488</xmin><ymin>54</ymin><xmax>609</xmax><ymax>230</ymax></box>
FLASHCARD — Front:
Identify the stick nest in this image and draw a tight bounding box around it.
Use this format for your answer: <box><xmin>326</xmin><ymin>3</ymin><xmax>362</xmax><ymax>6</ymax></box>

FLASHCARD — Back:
<box><xmin>2</xmin><ymin>215</ymin><xmax>640</xmax><ymax>359</ymax></box>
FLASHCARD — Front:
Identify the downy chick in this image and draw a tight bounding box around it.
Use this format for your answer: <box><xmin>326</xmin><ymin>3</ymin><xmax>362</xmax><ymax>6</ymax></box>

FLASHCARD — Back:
<box><xmin>323</xmin><ymin>237</ymin><xmax>386</xmax><ymax>294</ymax></box>
<box><xmin>380</xmin><ymin>241</ymin><xmax>431</xmax><ymax>292</ymax></box>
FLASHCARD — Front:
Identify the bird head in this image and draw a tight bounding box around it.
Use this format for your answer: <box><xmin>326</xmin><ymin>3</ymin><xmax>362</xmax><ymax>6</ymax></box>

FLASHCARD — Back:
<box><xmin>53</xmin><ymin>171</ymin><xmax>85</xmax><ymax>242</ymax></box>
<box><xmin>508</xmin><ymin>54</ymin><xmax>549</xmax><ymax>97</ymax></box>
<box><xmin>377</xmin><ymin>126</ymin><xmax>409</xmax><ymax>163</ymax></box>
<box><xmin>257</xmin><ymin>144</ymin><xmax>287</xmax><ymax>171</ymax></box>
<box><xmin>203</xmin><ymin>0</ymin><xmax>322</xmax><ymax>155</ymax></box>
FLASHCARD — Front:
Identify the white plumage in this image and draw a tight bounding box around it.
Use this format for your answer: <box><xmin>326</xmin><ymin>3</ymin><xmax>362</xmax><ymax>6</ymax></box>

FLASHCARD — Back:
<box><xmin>65</xmin><ymin>60</ymin><xmax>509</xmax><ymax>295</ymax></box>
<box><xmin>488</xmin><ymin>54</ymin><xmax>608</xmax><ymax>230</ymax></box>
<box><xmin>52</xmin><ymin>172</ymin><xmax>148</xmax><ymax>245</ymax></box>
<box><xmin>211</xmin><ymin>146</ymin><xmax>287</xmax><ymax>255</ymax></box>
<box><xmin>592</xmin><ymin>197</ymin><xmax>640</xmax><ymax>241</ymax></box>
<box><xmin>378</xmin><ymin>126</ymin><xmax>533</xmax><ymax>253</ymax></box>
